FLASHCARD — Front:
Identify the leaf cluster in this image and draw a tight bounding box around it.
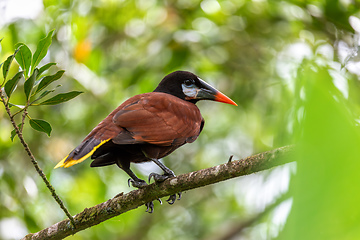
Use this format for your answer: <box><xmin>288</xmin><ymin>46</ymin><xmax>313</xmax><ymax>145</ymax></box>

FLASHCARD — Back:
<box><xmin>0</xmin><ymin>30</ymin><xmax>82</xmax><ymax>137</ymax></box>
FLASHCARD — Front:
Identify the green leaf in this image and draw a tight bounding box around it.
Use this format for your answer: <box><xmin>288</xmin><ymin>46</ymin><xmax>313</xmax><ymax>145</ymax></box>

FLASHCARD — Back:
<box><xmin>2</xmin><ymin>49</ymin><xmax>18</xmax><ymax>81</ymax></box>
<box><xmin>4</xmin><ymin>71</ymin><xmax>24</xmax><ymax>98</ymax></box>
<box><xmin>31</xmin><ymin>30</ymin><xmax>55</xmax><ymax>70</ymax></box>
<box><xmin>38</xmin><ymin>91</ymin><xmax>82</xmax><ymax>105</ymax></box>
<box><xmin>10</xmin><ymin>129</ymin><xmax>16</xmax><ymax>141</ymax></box>
<box><xmin>29</xmin><ymin>118</ymin><xmax>52</xmax><ymax>136</ymax></box>
<box><xmin>15</xmin><ymin>44</ymin><xmax>32</xmax><ymax>78</ymax></box>
<box><xmin>37</xmin><ymin>62</ymin><xmax>56</xmax><ymax>79</ymax></box>
<box><xmin>35</xmin><ymin>70</ymin><xmax>64</xmax><ymax>94</ymax></box>
<box><xmin>10</xmin><ymin>124</ymin><xmax>22</xmax><ymax>141</ymax></box>
<box><xmin>24</xmin><ymin>68</ymin><xmax>39</xmax><ymax>100</ymax></box>
<box><xmin>31</xmin><ymin>85</ymin><xmax>61</xmax><ymax>104</ymax></box>
<box><xmin>33</xmin><ymin>90</ymin><xmax>55</xmax><ymax>102</ymax></box>
<box><xmin>8</xmin><ymin>103</ymin><xmax>25</xmax><ymax>109</ymax></box>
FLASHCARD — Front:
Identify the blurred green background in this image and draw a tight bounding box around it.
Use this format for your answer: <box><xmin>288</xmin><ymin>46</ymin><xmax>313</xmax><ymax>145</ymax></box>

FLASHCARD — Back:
<box><xmin>1</xmin><ymin>0</ymin><xmax>360</xmax><ymax>239</ymax></box>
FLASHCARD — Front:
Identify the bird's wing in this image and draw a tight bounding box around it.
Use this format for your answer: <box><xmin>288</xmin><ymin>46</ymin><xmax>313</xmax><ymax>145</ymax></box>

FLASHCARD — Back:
<box><xmin>55</xmin><ymin>92</ymin><xmax>203</xmax><ymax>168</ymax></box>
<box><xmin>113</xmin><ymin>92</ymin><xmax>203</xmax><ymax>146</ymax></box>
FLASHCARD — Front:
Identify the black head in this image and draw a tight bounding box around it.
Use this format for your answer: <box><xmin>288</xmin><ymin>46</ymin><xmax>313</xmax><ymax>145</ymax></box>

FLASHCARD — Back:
<box><xmin>153</xmin><ymin>71</ymin><xmax>237</xmax><ymax>106</ymax></box>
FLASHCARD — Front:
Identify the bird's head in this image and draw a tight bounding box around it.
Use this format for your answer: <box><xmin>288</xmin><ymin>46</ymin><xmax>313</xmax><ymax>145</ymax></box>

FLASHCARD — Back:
<box><xmin>153</xmin><ymin>71</ymin><xmax>237</xmax><ymax>106</ymax></box>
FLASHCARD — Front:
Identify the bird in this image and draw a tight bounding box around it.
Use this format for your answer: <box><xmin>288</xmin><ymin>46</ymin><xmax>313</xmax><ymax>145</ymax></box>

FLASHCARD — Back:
<box><xmin>55</xmin><ymin>70</ymin><xmax>237</xmax><ymax>212</ymax></box>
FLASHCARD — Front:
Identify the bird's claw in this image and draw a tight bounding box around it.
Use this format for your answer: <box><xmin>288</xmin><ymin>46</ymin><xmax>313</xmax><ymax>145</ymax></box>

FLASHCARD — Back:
<box><xmin>166</xmin><ymin>192</ymin><xmax>182</xmax><ymax>205</ymax></box>
<box><xmin>145</xmin><ymin>198</ymin><xmax>162</xmax><ymax>213</ymax></box>
<box><xmin>127</xmin><ymin>178</ymin><xmax>162</xmax><ymax>213</ymax></box>
<box><xmin>148</xmin><ymin>172</ymin><xmax>170</xmax><ymax>183</ymax></box>
<box><xmin>128</xmin><ymin>178</ymin><xmax>148</xmax><ymax>188</ymax></box>
<box><xmin>145</xmin><ymin>201</ymin><xmax>154</xmax><ymax>213</ymax></box>
<box><xmin>148</xmin><ymin>173</ymin><xmax>181</xmax><ymax>205</ymax></box>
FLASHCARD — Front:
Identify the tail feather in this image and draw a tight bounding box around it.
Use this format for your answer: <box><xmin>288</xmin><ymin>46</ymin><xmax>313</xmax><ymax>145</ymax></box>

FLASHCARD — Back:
<box><xmin>54</xmin><ymin>138</ymin><xmax>111</xmax><ymax>168</ymax></box>
<box><xmin>90</xmin><ymin>153</ymin><xmax>116</xmax><ymax>167</ymax></box>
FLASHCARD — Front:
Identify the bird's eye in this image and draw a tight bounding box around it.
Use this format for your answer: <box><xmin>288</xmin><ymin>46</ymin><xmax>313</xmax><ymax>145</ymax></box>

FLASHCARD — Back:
<box><xmin>184</xmin><ymin>79</ymin><xmax>194</xmax><ymax>87</ymax></box>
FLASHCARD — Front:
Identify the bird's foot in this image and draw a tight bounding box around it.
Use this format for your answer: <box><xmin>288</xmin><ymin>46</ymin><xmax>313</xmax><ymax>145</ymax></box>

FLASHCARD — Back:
<box><xmin>145</xmin><ymin>201</ymin><xmax>154</xmax><ymax>213</ymax></box>
<box><xmin>166</xmin><ymin>192</ymin><xmax>182</xmax><ymax>205</ymax></box>
<box><xmin>127</xmin><ymin>178</ymin><xmax>162</xmax><ymax>213</ymax></box>
<box><xmin>145</xmin><ymin>198</ymin><xmax>163</xmax><ymax>213</ymax></box>
<box><xmin>148</xmin><ymin>172</ymin><xmax>182</xmax><ymax>205</ymax></box>
<box><xmin>148</xmin><ymin>172</ymin><xmax>172</xmax><ymax>182</ymax></box>
<box><xmin>128</xmin><ymin>178</ymin><xmax>147</xmax><ymax>188</ymax></box>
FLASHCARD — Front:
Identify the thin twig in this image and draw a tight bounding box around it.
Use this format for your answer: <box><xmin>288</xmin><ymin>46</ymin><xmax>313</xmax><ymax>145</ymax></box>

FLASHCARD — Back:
<box><xmin>20</xmin><ymin>107</ymin><xmax>28</xmax><ymax>132</ymax></box>
<box><xmin>0</xmin><ymin>87</ymin><xmax>76</xmax><ymax>228</ymax></box>
<box><xmin>12</xmin><ymin>107</ymin><xmax>26</xmax><ymax>117</ymax></box>
<box><xmin>22</xmin><ymin>145</ymin><xmax>294</xmax><ymax>240</ymax></box>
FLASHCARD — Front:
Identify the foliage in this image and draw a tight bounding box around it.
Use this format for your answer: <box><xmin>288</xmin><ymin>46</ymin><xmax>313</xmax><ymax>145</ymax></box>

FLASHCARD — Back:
<box><xmin>1</xmin><ymin>30</ymin><xmax>82</xmax><ymax>137</ymax></box>
<box><xmin>1</xmin><ymin>0</ymin><xmax>360</xmax><ymax>240</ymax></box>
<box><xmin>278</xmin><ymin>60</ymin><xmax>360</xmax><ymax>240</ymax></box>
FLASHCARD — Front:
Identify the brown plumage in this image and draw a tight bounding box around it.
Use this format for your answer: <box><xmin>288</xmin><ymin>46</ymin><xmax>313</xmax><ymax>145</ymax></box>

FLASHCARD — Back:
<box><xmin>55</xmin><ymin>71</ymin><xmax>236</xmax><ymax>212</ymax></box>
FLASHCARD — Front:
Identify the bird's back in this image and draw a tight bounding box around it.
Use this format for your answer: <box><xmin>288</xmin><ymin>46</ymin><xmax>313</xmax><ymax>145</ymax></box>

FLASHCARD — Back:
<box><xmin>56</xmin><ymin>92</ymin><xmax>204</xmax><ymax>168</ymax></box>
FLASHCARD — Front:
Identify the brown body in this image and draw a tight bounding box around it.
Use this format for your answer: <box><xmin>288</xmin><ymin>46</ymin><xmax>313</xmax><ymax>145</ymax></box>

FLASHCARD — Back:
<box><xmin>56</xmin><ymin>92</ymin><xmax>204</xmax><ymax>168</ymax></box>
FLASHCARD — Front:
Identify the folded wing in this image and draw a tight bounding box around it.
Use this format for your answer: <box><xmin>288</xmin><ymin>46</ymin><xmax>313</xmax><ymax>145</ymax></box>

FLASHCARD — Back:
<box><xmin>112</xmin><ymin>92</ymin><xmax>204</xmax><ymax>146</ymax></box>
<box><xmin>55</xmin><ymin>92</ymin><xmax>204</xmax><ymax>168</ymax></box>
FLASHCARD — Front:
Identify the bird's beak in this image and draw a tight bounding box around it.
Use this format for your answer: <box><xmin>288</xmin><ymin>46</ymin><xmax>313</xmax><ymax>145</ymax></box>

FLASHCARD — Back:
<box><xmin>195</xmin><ymin>79</ymin><xmax>237</xmax><ymax>106</ymax></box>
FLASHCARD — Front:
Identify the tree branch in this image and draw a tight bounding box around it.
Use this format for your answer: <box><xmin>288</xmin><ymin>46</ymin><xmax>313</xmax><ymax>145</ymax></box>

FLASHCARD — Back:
<box><xmin>22</xmin><ymin>145</ymin><xmax>294</xmax><ymax>240</ymax></box>
<box><xmin>0</xmin><ymin>87</ymin><xmax>76</xmax><ymax>227</ymax></box>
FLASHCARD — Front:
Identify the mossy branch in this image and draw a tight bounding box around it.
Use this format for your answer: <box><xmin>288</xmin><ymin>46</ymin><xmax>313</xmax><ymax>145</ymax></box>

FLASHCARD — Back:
<box><xmin>22</xmin><ymin>145</ymin><xmax>294</xmax><ymax>240</ymax></box>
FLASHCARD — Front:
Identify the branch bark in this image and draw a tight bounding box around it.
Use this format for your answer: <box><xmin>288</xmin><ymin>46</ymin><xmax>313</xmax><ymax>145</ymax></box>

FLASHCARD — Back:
<box><xmin>22</xmin><ymin>145</ymin><xmax>294</xmax><ymax>240</ymax></box>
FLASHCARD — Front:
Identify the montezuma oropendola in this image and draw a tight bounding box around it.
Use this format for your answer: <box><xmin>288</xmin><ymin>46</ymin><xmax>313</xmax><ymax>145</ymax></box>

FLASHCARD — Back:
<box><xmin>55</xmin><ymin>71</ymin><xmax>237</xmax><ymax>212</ymax></box>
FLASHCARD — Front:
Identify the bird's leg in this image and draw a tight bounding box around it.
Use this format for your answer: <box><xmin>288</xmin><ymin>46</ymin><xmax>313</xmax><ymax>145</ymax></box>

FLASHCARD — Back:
<box><xmin>149</xmin><ymin>158</ymin><xmax>175</xmax><ymax>181</ymax></box>
<box><xmin>121</xmin><ymin>166</ymin><xmax>148</xmax><ymax>188</ymax></box>
<box><xmin>148</xmin><ymin>158</ymin><xmax>182</xmax><ymax>205</ymax></box>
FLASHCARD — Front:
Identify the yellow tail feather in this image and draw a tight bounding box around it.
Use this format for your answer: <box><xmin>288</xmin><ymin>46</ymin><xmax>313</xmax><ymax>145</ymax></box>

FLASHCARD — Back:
<box><xmin>54</xmin><ymin>139</ymin><xmax>111</xmax><ymax>169</ymax></box>
<box><xmin>54</xmin><ymin>155</ymin><xmax>69</xmax><ymax>168</ymax></box>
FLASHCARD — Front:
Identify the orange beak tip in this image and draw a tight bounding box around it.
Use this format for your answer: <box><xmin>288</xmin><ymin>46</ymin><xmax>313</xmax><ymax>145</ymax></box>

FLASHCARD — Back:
<box><xmin>215</xmin><ymin>92</ymin><xmax>237</xmax><ymax>106</ymax></box>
